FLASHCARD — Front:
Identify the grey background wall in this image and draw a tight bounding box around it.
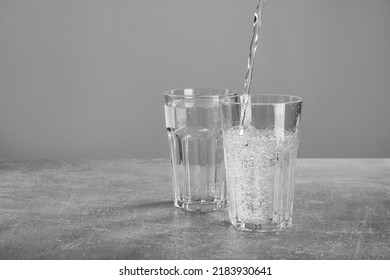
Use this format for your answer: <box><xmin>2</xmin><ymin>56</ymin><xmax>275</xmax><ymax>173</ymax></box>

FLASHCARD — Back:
<box><xmin>0</xmin><ymin>0</ymin><xmax>389</xmax><ymax>159</ymax></box>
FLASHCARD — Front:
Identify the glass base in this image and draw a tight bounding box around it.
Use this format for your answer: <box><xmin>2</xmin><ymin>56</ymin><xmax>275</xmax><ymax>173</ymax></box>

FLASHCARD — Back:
<box><xmin>231</xmin><ymin>219</ymin><xmax>292</xmax><ymax>232</ymax></box>
<box><xmin>175</xmin><ymin>199</ymin><xmax>227</xmax><ymax>213</ymax></box>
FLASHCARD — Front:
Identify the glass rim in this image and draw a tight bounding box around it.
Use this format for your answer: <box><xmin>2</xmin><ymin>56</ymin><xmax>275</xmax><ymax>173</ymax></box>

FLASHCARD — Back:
<box><xmin>221</xmin><ymin>94</ymin><xmax>303</xmax><ymax>105</ymax></box>
<box><xmin>163</xmin><ymin>88</ymin><xmax>237</xmax><ymax>98</ymax></box>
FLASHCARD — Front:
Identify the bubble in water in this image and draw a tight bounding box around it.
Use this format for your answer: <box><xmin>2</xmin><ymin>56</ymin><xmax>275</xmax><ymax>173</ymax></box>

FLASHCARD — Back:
<box><xmin>224</xmin><ymin>126</ymin><xmax>299</xmax><ymax>224</ymax></box>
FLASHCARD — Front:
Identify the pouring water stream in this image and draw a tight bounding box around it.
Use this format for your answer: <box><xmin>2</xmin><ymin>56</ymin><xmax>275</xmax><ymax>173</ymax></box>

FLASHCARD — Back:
<box><xmin>240</xmin><ymin>0</ymin><xmax>266</xmax><ymax>134</ymax></box>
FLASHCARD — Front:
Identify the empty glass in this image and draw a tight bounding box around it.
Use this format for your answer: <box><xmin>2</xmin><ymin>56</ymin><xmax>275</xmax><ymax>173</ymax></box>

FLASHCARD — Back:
<box><xmin>164</xmin><ymin>88</ymin><xmax>237</xmax><ymax>212</ymax></box>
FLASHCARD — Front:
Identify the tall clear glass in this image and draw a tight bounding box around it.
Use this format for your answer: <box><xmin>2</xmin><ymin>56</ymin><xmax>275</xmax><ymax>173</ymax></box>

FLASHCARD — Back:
<box><xmin>164</xmin><ymin>88</ymin><xmax>237</xmax><ymax>212</ymax></box>
<box><xmin>220</xmin><ymin>94</ymin><xmax>303</xmax><ymax>231</ymax></box>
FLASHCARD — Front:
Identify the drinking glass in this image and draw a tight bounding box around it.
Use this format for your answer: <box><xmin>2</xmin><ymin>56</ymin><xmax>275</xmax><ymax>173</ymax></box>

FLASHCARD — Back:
<box><xmin>220</xmin><ymin>94</ymin><xmax>303</xmax><ymax>231</ymax></box>
<box><xmin>164</xmin><ymin>88</ymin><xmax>237</xmax><ymax>212</ymax></box>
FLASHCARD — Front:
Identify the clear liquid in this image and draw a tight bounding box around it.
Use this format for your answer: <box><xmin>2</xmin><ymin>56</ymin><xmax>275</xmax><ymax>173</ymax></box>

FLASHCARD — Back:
<box><xmin>164</xmin><ymin>99</ymin><xmax>226</xmax><ymax>212</ymax></box>
<box><xmin>241</xmin><ymin>0</ymin><xmax>266</xmax><ymax>127</ymax></box>
<box><xmin>224</xmin><ymin>125</ymin><xmax>299</xmax><ymax>230</ymax></box>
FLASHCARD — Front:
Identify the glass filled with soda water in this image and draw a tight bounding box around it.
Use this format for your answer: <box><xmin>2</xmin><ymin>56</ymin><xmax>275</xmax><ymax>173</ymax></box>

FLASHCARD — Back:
<box><xmin>220</xmin><ymin>94</ymin><xmax>303</xmax><ymax>231</ymax></box>
<box><xmin>164</xmin><ymin>88</ymin><xmax>237</xmax><ymax>212</ymax></box>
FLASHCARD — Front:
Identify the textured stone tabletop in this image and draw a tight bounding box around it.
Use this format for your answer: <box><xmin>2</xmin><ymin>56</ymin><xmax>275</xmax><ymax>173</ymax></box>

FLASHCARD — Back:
<box><xmin>0</xmin><ymin>158</ymin><xmax>389</xmax><ymax>259</ymax></box>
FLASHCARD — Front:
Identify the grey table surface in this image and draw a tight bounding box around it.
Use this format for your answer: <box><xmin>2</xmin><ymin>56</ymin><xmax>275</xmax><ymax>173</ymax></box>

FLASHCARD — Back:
<box><xmin>0</xmin><ymin>158</ymin><xmax>389</xmax><ymax>260</ymax></box>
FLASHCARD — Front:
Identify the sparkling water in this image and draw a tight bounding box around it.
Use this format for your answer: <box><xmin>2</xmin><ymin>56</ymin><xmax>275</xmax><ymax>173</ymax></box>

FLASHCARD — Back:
<box><xmin>224</xmin><ymin>125</ymin><xmax>299</xmax><ymax>230</ymax></box>
<box><xmin>164</xmin><ymin>98</ymin><xmax>226</xmax><ymax>211</ymax></box>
